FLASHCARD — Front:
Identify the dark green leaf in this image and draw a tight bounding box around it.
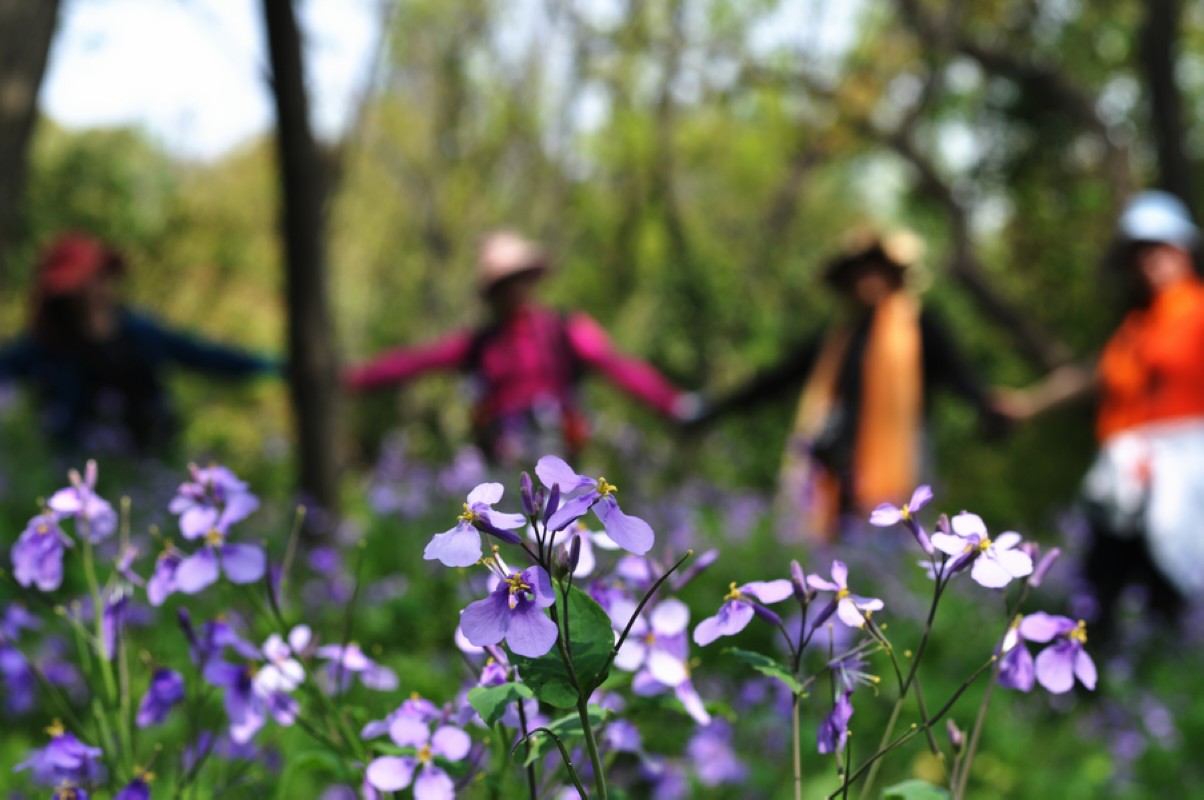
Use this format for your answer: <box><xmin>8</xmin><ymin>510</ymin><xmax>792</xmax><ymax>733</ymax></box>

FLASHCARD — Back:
<box><xmin>511</xmin><ymin>585</ymin><xmax>614</xmax><ymax>708</ymax></box>
<box><xmin>520</xmin><ymin>705</ymin><xmax>609</xmax><ymax>767</ymax></box>
<box><xmin>467</xmin><ymin>682</ymin><xmax>534</xmax><ymax>726</ymax></box>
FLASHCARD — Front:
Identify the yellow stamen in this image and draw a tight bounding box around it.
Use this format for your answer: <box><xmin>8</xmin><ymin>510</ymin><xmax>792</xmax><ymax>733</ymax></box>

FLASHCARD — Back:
<box><xmin>45</xmin><ymin>719</ymin><xmax>65</xmax><ymax>738</ymax></box>
<box><xmin>723</xmin><ymin>582</ymin><xmax>742</xmax><ymax>601</ymax></box>
<box><xmin>836</xmin><ymin>588</ymin><xmax>850</xmax><ymax>600</ymax></box>
<box><xmin>205</xmin><ymin>528</ymin><xmax>224</xmax><ymax>546</ymax></box>
<box><xmin>596</xmin><ymin>477</ymin><xmax>618</xmax><ymax>496</ymax></box>
<box><xmin>417</xmin><ymin>743</ymin><xmax>433</xmax><ymax>764</ymax></box>
<box><xmin>458</xmin><ymin>503</ymin><xmax>478</xmax><ymax>524</ymax></box>
<box><xmin>1070</xmin><ymin>620</ymin><xmax>1088</xmax><ymax>644</ymax></box>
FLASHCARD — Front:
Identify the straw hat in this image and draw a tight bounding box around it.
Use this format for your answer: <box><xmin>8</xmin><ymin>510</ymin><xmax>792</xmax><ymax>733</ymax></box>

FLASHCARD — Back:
<box><xmin>822</xmin><ymin>226</ymin><xmax>925</xmax><ymax>288</ymax></box>
<box><xmin>476</xmin><ymin>231</ymin><xmax>549</xmax><ymax>294</ymax></box>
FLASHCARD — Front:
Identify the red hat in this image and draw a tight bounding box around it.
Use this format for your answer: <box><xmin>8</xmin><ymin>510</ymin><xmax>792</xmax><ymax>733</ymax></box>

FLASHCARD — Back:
<box><xmin>36</xmin><ymin>233</ymin><xmax>125</xmax><ymax>296</ymax></box>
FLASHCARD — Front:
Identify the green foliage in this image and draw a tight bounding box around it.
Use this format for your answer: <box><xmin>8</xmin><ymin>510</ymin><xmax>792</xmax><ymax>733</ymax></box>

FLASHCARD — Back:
<box><xmin>510</xmin><ymin>585</ymin><xmax>613</xmax><ymax>708</ymax></box>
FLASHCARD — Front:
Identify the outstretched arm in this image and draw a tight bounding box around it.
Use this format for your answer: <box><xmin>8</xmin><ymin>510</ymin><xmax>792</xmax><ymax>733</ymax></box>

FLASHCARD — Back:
<box><xmin>344</xmin><ymin>331</ymin><xmax>473</xmax><ymax>392</ymax></box>
<box><xmin>133</xmin><ymin>314</ymin><xmax>279</xmax><ymax>378</ymax></box>
<box><xmin>702</xmin><ymin>336</ymin><xmax>820</xmax><ymax>422</ymax></box>
<box><xmin>565</xmin><ymin>313</ymin><xmax>693</xmax><ymax>418</ymax></box>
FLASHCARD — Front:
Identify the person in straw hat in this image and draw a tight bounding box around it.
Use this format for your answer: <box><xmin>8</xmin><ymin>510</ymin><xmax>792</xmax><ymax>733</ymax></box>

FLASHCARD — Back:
<box><xmin>703</xmin><ymin>226</ymin><xmax>1004</xmax><ymax>543</ymax></box>
<box><xmin>345</xmin><ymin>230</ymin><xmax>702</xmax><ymax>466</ymax></box>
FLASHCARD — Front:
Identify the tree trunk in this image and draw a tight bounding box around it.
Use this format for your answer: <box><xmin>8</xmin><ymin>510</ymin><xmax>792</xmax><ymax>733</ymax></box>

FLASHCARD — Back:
<box><xmin>0</xmin><ymin>0</ymin><xmax>61</xmax><ymax>288</ymax></box>
<box><xmin>1141</xmin><ymin>0</ymin><xmax>1193</xmax><ymax>207</ymax></box>
<box><xmin>262</xmin><ymin>0</ymin><xmax>340</xmax><ymax>535</ymax></box>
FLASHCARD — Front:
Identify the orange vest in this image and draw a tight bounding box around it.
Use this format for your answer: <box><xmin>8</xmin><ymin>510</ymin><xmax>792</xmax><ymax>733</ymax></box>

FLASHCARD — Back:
<box><xmin>1098</xmin><ymin>275</ymin><xmax>1204</xmax><ymax>441</ymax></box>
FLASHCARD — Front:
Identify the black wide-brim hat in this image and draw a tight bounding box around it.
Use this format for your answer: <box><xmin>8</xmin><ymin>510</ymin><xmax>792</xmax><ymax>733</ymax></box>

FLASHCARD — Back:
<box><xmin>822</xmin><ymin>228</ymin><xmax>924</xmax><ymax>288</ymax></box>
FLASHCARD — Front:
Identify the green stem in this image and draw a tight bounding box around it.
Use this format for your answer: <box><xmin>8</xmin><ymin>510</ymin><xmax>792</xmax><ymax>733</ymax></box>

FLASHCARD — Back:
<box><xmin>953</xmin><ymin>667</ymin><xmax>998</xmax><ymax>799</ymax></box>
<box><xmin>793</xmin><ymin>692</ymin><xmax>804</xmax><ymax>800</ymax></box>
<box><xmin>577</xmin><ymin>693</ymin><xmax>607</xmax><ymax>800</ymax></box>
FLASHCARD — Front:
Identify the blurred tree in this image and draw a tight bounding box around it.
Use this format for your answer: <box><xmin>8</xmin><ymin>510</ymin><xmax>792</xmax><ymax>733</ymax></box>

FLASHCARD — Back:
<box><xmin>0</xmin><ymin>0</ymin><xmax>60</xmax><ymax>292</ymax></box>
<box><xmin>263</xmin><ymin>0</ymin><xmax>341</xmax><ymax>533</ymax></box>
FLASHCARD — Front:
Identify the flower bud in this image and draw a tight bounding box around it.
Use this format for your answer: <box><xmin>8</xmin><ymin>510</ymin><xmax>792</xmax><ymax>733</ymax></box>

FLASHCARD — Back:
<box><xmin>946</xmin><ymin>719</ymin><xmax>965</xmax><ymax>753</ymax></box>
<box><xmin>790</xmin><ymin>560</ymin><xmax>810</xmax><ymax>603</ymax></box>
<box><xmin>519</xmin><ymin>472</ymin><xmax>537</xmax><ymax>517</ymax></box>
<box><xmin>751</xmin><ymin>601</ymin><xmax>782</xmax><ymax>628</ymax></box>
<box><xmin>1029</xmin><ymin>547</ymin><xmax>1061</xmax><ymax>588</ymax></box>
<box><xmin>566</xmin><ymin>532</ymin><xmax>583</xmax><ymax>574</ymax></box>
<box><xmin>543</xmin><ymin>483</ymin><xmax>561</xmax><ymax>526</ymax></box>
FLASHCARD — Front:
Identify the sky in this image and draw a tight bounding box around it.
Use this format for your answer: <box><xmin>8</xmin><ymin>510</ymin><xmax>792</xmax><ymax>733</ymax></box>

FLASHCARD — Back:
<box><xmin>40</xmin><ymin>0</ymin><xmax>382</xmax><ymax>161</ymax></box>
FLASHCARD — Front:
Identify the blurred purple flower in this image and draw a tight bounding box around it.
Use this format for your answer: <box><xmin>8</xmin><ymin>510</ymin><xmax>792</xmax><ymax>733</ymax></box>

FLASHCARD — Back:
<box><xmin>100</xmin><ymin>589</ymin><xmax>129</xmax><ymax>661</ymax></box>
<box><xmin>147</xmin><ymin>544</ymin><xmax>184</xmax><ymax>606</ymax></box>
<box><xmin>14</xmin><ymin>721</ymin><xmax>104</xmax><ymax>788</ymax></box>
<box><xmin>424</xmin><ymin>482</ymin><xmax>525</xmax><ymax>568</ymax></box>
<box><xmin>136</xmin><ymin>668</ymin><xmax>186</xmax><ymax>726</ymax></box>
<box><xmin>114</xmin><ymin>770</ymin><xmax>153</xmax><ymax>800</ymax></box>
<box><xmin>48</xmin><ymin>460</ymin><xmax>117</xmax><ymax>543</ymax></box>
<box><xmin>174</xmin><ymin>518</ymin><xmax>266</xmax><ymax>595</ymax></box>
<box><xmin>693</xmin><ymin>579</ymin><xmax>793</xmax><ymax>646</ymax></box>
<box><xmin>169</xmin><ymin>463</ymin><xmax>260</xmax><ymax>541</ymax></box>
<box><xmin>315</xmin><ymin>642</ymin><xmax>398</xmax><ymax>693</ymax></box>
<box><xmin>460</xmin><ymin>558</ymin><xmax>558</xmax><ymax>658</ymax></box>
<box><xmin>869</xmin><ymin>485</ymin><xmax>932</xmax><ymax>527</ymax></box>
<box><xmin>996</xmin><ymin>617</ymin><xmax>1035</xmax><ymax>692</ymax></box>
<box><xmin>817</xmin><ymin>690</ymin><xmax>854</xmax><ymax>754</ymax></box>
<box><xmin>11</xmin><ymin>513</ymin><xmax>73</xmax><ymax>592</ymax></box>
<box><xmin>687</xmin><ymin>719</ymin><xmax>747</xmax><ymax>786</ymax></box>
<box><xmin>364</xmin><ymin>710</ymin><xmax>472</xmax><ymax>798</ymax></box>
<box><xmin>536</xmin><ymin>456</ymin><xmax>654</xmax><ymax>555</ymax></box>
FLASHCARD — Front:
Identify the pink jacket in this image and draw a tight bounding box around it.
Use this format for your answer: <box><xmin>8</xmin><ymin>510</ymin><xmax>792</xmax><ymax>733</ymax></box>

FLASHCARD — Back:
<box><xmin>345</xmin><ymin>306</ymin><xmax>684</xmax><ymax>423</ymax></box>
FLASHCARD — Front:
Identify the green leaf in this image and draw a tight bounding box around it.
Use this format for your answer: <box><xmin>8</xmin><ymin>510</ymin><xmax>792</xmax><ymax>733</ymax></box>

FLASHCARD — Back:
<box><xmin>467</xmin><ymin>682</ymin><xmax>534</xmax><ymax>726</ymax></box>
<box><xmin>511</xmin><ymin>584</ymin><xmax>614</xmax><ymax>708</ymax></box>
<box><xmin>881</xmin><ymin>779</ymin><xmax>952</xmax><ymax>799</ymax></box>
<box><xmin>520</xmin><ymin>705</ymin><xmax>609</xmax><ymax>767</ymax></box>
<box><xmin>724</xmin><ymin>647</ymin><xmax>803</xmax><ymax>694</ymax></box>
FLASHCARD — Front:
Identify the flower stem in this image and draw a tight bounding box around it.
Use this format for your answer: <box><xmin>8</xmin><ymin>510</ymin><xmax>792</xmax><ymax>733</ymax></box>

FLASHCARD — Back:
<box><xmin>792</xmin><ymin>692</ymin><xmax>804</xmax><ymax>800</ymax></box>
<box><xmin>953</xmin><ymin>666</ymin><xmax>998</xmax><ymax>799</ymax></box>
<box><xmin>577</xmin><ymin>693</ymin><xmax>607</xmax><ymax>800</ymax></box>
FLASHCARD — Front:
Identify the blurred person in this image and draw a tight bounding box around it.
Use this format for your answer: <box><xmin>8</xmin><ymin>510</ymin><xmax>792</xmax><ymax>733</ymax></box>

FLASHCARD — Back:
<box><xmin>703</xmin><ymin>228</ymin><xmax>1004</xmax><ymax>543</ymax></box>
<box><xmin>1001</xmin><ymin>191</ymin><xmax>1204</xmax><ymax>641</ymax></box>
<box><xmin>0</xmin><ymin>233</ymin><xmax>279</xmax><ymax>455</ymax></box>
<box><xmin>344</xmin><ymin>230</ymin><xmax>702</xmax><ymax>467</ymax></box>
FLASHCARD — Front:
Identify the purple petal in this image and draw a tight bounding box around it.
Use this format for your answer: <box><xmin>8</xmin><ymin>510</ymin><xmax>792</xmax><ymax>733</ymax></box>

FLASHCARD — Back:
<box><xmin>366</xmin><ymin>756</ymin><xmax>415</xmax><ymax>792</ymax></box>
<box><xmin>1034</xmin><ymin>641</ymin><xmax>1077</xmax><ymax>694</ymax></box>
<box><xmin>413</xmin><ymin>767</ymin><xmax>455</xmax><ymax>800</ymax></box>
<box><xmin>459</xmin><ymin>593</ymin><xmax>511</xmax><ymax>648</ymax></box>
<box><xmin>836</xmin><ymin>598</ymin><xmax>867</xmax><ymax>628</ymax></box>
<box><xmin>175</xmin><ymin>550</ymin><xmax>220</xmax><ymax>594</ymax></box>
<box><xmin>480</xmin><ymin>509</ymin><xmax>526</xmax><ymax>531</ymax></box>
<box><xmin>930</xmin><ymin>532</ymin><xmax>969</xmax><ymax>556</ymax></box>
<box><xmin>829</xmin><ymin>560</ymin><xmax>848</xmax><ymax>588</ymax></box>
<box><xmin>649</xmin><ymin>599</ymin><xmax>690</xmax><ymax>636</ymax></box>
<box><xmin>431</xmin><ymin>726</ymin><xmax>471</xmax><ymax>761</ymax></box>
<box><xmin>951</xmin><ymin>512</ymin><xmax>987</xmax><ymax>538</ymax></box>
<box><xmin>466</xmin><ymin>482</ymin><xmax>504</xmax><ymax>506</ymax></box>
<box><xmin>1018</xmin><ymin>612</ymin><xmax>1075</xmax><ymax>643</ymax></box>
<box><xmin>693</xmin><ymin>601</ymin><xmax>754</xmax><ymax>646</ymax></box>
<box><xmin>423</xmin><ymin>524</ymin><xmax>483</xmax><ymax>568</ymax></box>
<box><xmin>593</xmin><ymin>496</ymin><xmax>653</xmax><ymax>555</ymax></box>
<box><xmin>869</xmin><ymin>504</ymin><xmax>903</xmax><ymax>527</ymax></box>
<box><xmin>909</xmin><ymin>485</ymin><xmax>933</xmax><ymax>511</ymax></box>
<box><xmin>534</xmin><ymin>456</ymin><xmax>593</xmax><ymax>496</ymax></box>
<box><xmin>523</xmin><ymin>565</ymin><xmax>557</xmax><ymax>608</ymax></box>
<box><xmin>179</xmin><ymin>507</ymin><xmax>218</xmax><ymax>540</ymax></box>
<box><xmin>220</xmin><ymin>543</ymin><xmax>266</xmax><ymax>584</ymax></box>
<box><xmin>996</xmin><ymin>643</ymin><xmax>1034</xmax><ymax>691</ymax></box>
<box><xmin>546</xmin><ymin>493</ymin><xmax>595</xmax><ymax>533</ymax></box>
<box><xmin>504</xmin><ymin>605</ymin><xmax>559</xmax><ymax>657</ymax></box>
<box><xmin>389</xmin><ymin>715</ymin><xmax>431</xmax><ymax>748</ymax></box>
<box><xmin>741</xmin><ymin>579</ymin><xmax>793</xmax><ymax>604</ymax></box>
<box><xmin>970</xmin><ymin>556</ymin><xmax>1015</xmax><ymax>589</ymax></box>
<box><xmin>1074</xmin><ymin>647</ymin><xmax>1097</xmax><ymax>691</ymax></box>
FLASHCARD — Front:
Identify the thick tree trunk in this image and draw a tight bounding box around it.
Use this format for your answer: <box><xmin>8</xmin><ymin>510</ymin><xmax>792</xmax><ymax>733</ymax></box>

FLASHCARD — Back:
<box><xmin>262</xmin><ymin>0</ymin><xmax>340</xmax><ymax>535</ymax></box>
<box><xmin>1141</xmin><ymin>0</ymin><xmax>1193</xmax><ymax>207</ymax></box>
<box><xmin>0</xmin><ymin>0</ymin><xmax>61</xmax><ymax>287</ymax></box>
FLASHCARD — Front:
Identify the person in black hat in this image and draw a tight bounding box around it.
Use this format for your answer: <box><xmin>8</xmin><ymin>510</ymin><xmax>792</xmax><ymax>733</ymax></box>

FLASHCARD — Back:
<box><xmin>703</xmin><ymin>227</ymin><xmax>1003</xmax><ymax>542</ymax></box>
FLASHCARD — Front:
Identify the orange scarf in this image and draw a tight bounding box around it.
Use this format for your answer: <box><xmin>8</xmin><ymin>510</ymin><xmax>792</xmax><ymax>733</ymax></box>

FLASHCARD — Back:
<box><xmin>783</xmin><ymin>292</ymin><xmax>923</xmax><ymax>541</ymax></box>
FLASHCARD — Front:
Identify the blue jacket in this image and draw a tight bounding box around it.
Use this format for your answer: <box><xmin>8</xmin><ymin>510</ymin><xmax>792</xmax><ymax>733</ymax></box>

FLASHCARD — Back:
<box><xmin>0</xmin><ymin>309</ymin><xmax>278</xmax><ymax>452</ymax></box>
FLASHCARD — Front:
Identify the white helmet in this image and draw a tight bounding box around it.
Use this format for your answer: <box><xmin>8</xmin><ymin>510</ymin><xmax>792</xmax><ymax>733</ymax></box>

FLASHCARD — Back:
<box><xmin>1116</xmin><ymin>190</ymin><xmax>1200</xmax><ymax>251</ymax></box>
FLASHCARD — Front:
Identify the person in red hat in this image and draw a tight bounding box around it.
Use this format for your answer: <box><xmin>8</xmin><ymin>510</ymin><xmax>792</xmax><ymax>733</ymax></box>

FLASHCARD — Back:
<box><xmin>344</xmin><ymin>230</ymin><xmax>701</xmax><ymax>466</ymax></box>
<box><xmin>0</xmin><ymin>233</ymin><xmax>279</xmax><ymax>454</ymax></box>
<box><xmin>701</xmin><ymin>227</ymin><xmax>1004</xmax><ymax>543</ymax></box>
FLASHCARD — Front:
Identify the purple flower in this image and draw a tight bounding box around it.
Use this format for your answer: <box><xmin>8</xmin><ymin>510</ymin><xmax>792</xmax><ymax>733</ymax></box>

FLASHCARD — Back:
<box><xmin>460</xmin><ymin>558</ymin><xmax>558</xmax><ymax>658</ymax></box>
<box><xmin>693</xmin><ymin>579</ymin><xmax>794</xmax><ymax>646</ymax></box>
<box><xmin>930</xmin><ymin>513</ymin><xmax>1033</xmax><ymax>588</ymax></box>
<box><xmin>114</xmin><ymin>769</ymin><xmax>153</xmax><ymax>800</ymax></box>
<box><xmin>115</xmin><ymin>545</ymin><xmax>145</xmax><ymax>587</ymax></box>
<box><xmin>996</xmin><ymin>617</ymin><xmax>1035</xmax><ymax>692</ymax></box>
<box><xmin>11</xmin><ymin>513</ymin><xmax>73</xmax><ymax>592</ymax></box>
<box><xmin>817</xmin><ymin>690</ymin><xmax>854</xmax><ymax>754</ymax></box>
<box><xmin>48</xmin><ymin>460</ymin><xmax>117</xmax><ymax>543</ymax></box>
<box><xmin>615</xmin><ymin>599</ymin><xmax>692</xmax><ymax>687</ymax></box>
<box><xmin>869</xmin><ymin>485</ymin><xmax>932</xmax><ymax>527</ymax></box>
<box><xmin>687</xmin><ymin>720</ymin><xmax>747</xmax><ymax>787</ymax></box>
<box><xmin>364</xmin><ymin>712</ymin><xmax>472</xmax><ymax>798</ymax></box>
<box><xmin>254</xmin><ymin>627</ymin><xmax>311</xmax><ymax>695</ymax></box>
<box><xmin>424</xmin><ymin>482</ymin><xmax>526</xmax><ymax>568</ymax></box>
<box><xmin>169</xmin><ymin>463</ymin><xmax>260</xmax><ymax>541</ymax></box>
<box><xmin>314</xmin><ymin>643</ymin><xmax>399</xmax><ymax>693</ymax></box>
<box><xmin>1018</xmin><ymin>613</ymin><xmax>1097</xmax><ymax>694</ymax></box>
<box><xmin>147</xmin><ymin>544</ymin><xmax>183</xmax><ymax>606</ymax></box>
<box><xmin>14</xmin><ymin>721</ymin><xmax>104</xmax><ymax>787</ymax></box>
<box><xmin>535</xmin><ymin>456</ymin><xmax>654</xmax><ymax>555</ymax></box>
<box><xmin>136</xmin><ymin>668</ymin><xmax>186</xmax><ymax>726</ymax></box>
<box><xmin>174</xmin><ymin>520</ymin><xmax>266</xmax><ymax>595</ymax></box>
<box><xmin>100</xmin><ymin>589</ymin><xmax>129</xmax><ymax>660</ymax></box>
<box><xmin>806</xmin><ymin>562</ymin><xmax>884</xmax><ymax>629</ymax></box>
